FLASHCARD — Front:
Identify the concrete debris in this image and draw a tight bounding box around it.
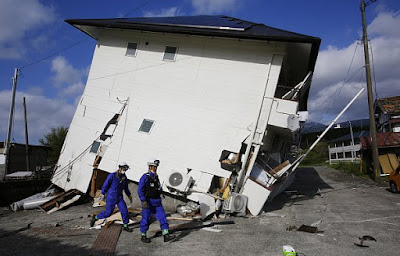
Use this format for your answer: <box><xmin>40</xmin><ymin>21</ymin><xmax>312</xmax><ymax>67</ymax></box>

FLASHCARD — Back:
<box><xmin>354</xmin><ymin>235</ymin><xmax>377</xmax><ymax>247</ymax></box>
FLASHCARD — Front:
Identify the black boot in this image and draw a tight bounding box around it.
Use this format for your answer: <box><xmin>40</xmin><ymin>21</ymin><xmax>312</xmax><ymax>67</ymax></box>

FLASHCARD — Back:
<box><xmin>163</xmin><ymin>233</ymin><xmax>176</xmax><ymax>242</ymax></box>
<box><xmin>90</xmin><ymin>216</ymin><xmax>96</xmax><ymax>227</ymax></box>
<box><xmin>123</xmin><ymin>226</ymin><xmax>133</xmax><ymax>232</ymax></box>
<box><xmin>141</xmin><ymin>235</ymin><xmax>151</xmax><ymax>243</ymax></box>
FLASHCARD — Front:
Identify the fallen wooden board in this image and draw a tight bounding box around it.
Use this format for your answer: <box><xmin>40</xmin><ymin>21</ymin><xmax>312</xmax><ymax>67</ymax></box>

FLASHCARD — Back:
<box><xmin>89</xmin><ymin>223</ymin><xmax>122</xmax><ymax>256</ymax></box>
<box><xmin>46</xmin><ymin>195</ymin><xmax>81</xmax><ymax>214</ymax></box>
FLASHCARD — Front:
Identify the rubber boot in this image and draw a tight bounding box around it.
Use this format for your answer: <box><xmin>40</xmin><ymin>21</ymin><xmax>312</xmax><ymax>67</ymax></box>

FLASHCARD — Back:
<box><xmin>162</xmin><ymin>230</ymin><xmax>175</xmax><ymax>242</ymax></box>
<box><xmin>141</xmin><ymin>233</ymin><xmax>151</xmax><ymax>243</ymax></box>
<box><xmin>163</xmin><ymin>233</ymin><xmax>176</xmax><ymax>242</ymax></box>
<box><xmin>90</xmin><ymin>216</ymin><xmax>97</xmax><ymax>227</ymax></box>
<box><xmin>123</xmin><ymin>224</ymin><xmax>133</xmax><ymax>232</ymax></box>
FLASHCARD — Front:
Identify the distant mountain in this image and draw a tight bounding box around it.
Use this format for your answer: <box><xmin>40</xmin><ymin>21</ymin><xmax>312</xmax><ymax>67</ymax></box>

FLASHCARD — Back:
<box><xmin>301</xmin><ymin>121</ymin><xmax>326</xmax><ymax>134</ymax></box>
<box><xmin>301</xmin><ymin>118</ymin><xmax>369</xmax><ymax>134</ymax></box>
<box><xmin>335</xmin><ymin>119</ymin><xmax>370</xmax><ymax>129</ymax></box>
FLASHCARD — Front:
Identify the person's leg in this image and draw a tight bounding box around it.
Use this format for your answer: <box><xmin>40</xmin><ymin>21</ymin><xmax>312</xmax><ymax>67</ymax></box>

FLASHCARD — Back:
<box><xmin>155</xmin><ymin>205</ymin><xmax>175</xmax><ymax>242</ymax></box>
<box><xmin>90</xmin><ymin>201</ymin><xmax>116</xmax><ymax>227</ymax></box>
<box><xmin>154</xmin><ymin>205</ymin><xmax>168</xmax><ymax>231</ymax></box>
<box><xmin>97</xmin><ymin>201</ymin><xmax>116</xmax><ymax>219</ymax></box>
<box><xmin>140</xmin><ymin>206</ymin><xmax>152</xmax><ymax>243</ymax></box>
<box><xmin>117</xmin><ymin>199</ymin><xmax>132</xmax><ymax>232</ymax></box>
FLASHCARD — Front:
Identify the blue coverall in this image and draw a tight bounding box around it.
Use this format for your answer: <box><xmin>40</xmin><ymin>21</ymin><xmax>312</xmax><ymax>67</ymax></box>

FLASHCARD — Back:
<box><xmin>97</xmin><ymin>172</ymin><xmax>131</xmax><ymax>224</ymax></box>
<box><xmin>138</xmin><ymin>172</ymin><xmax>168</xmax><ymax>233</ymax></box>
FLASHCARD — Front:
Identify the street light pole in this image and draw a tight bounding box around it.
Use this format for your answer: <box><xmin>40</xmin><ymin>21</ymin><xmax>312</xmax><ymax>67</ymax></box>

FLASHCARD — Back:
<box><xmin>361</xmin><ymin>0</ymin><xmax>380</xmax><ymax>180</ymax></box>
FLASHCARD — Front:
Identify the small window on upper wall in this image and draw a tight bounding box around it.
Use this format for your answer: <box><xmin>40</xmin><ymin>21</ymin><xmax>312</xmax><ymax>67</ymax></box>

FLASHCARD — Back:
<box><xmin>90</xmin><ymin>141</ymin><xmax>101</xmax><ymax>154</ymax></box>
<box><xmin>139</xmin><ymin>119</ymin><xmax>155</xmax><ymax>133</ymax></box>
<box><xmin>163</xmin><ymin>46</ymin><xmax>177</xmax><ymax>61</ymax></box>
<box><xmin>126</xmin><ymin>42</ymin><xmax>138</xmax><ymax>56</ymax></box>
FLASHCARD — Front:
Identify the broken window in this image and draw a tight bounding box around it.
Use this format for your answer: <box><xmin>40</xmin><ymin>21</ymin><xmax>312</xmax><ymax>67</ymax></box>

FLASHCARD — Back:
<box><xmin>125</xmin><ymin>42</ymin><xmax>138</xmax><ymax>56</ymax></box>
<box><xmin>163</xmin><ymin>46</ymin><xmax>177</xmax><ymax>61</ymax></box>
<box><xmin>90</xmin><ymin>141</ymin><xmax>101</xmax><ymax>154</ymax></box>
<box><xmin>139</xmin><ymin>119</ymin><xmax>154</xmax><ymax>133</ymax></box>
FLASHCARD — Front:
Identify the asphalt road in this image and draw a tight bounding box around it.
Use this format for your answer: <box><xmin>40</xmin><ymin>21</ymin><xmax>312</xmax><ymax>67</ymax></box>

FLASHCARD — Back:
<box><xmin>0</xmin><ymin>166</ymin><xmax>399</xmax><ymax>256</ymax></box>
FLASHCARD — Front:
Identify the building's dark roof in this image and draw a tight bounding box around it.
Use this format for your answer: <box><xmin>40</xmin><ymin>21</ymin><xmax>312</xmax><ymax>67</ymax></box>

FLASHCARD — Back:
<box><xmin>0</xmin><ymin>142</ymin><xmax>51</xmax><ymax>149</ymax></box>
<box><xmin>360</xmin><ymin>132</ymin><xmax>400</xmax><ymax>149</ymax></box>
<box><xmin>66</xmin><ymin>15</ymin><xmax>321</xmax><ymax>45</ymax></box>
<box><xmin>375</xmin><ymin>96</ymin><xmax>400</xmax><ymax>115</ymax></box>
<box><xmin>329</xmin><ymin>131</ymin><xmax>370</xmax><ymax>143</ymax></box>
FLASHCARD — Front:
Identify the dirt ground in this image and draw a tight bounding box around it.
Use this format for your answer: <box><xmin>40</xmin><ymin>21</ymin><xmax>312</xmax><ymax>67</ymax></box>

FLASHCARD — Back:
<box><xmin>0</xmin><ymin>166</ymin><xmax>399</xmax><ymax>256</ymax></box>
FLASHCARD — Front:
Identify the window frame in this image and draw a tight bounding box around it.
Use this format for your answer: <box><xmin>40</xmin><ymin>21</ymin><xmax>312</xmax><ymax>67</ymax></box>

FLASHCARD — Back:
<box><xmin>125</xmin><ymin>42</ymin><xmax>139</xmax><ymax>57</ymax></box>
<box><xmin>138</xmin><ymin>119</ymin><xmax>155</xmax><ymax>134</ymax></box>
<box><xmin>162</xmin><ymin>46</ymin><xmax>178</xmax><ymax>61</ymax></box>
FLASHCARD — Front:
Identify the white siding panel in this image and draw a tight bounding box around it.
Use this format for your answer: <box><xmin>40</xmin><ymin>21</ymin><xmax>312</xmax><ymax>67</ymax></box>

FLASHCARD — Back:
<box><xmin>55</xmin><ymin>30</ymin><xmax>286</xmax><ymax>193</ymax></box>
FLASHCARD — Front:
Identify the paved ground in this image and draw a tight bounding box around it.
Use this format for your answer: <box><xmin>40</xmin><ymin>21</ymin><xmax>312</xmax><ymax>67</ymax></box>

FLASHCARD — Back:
<box><xmin>0</xmin><ymin>166</ymin><xmax>399</xmax><ymax>256</ymax></box>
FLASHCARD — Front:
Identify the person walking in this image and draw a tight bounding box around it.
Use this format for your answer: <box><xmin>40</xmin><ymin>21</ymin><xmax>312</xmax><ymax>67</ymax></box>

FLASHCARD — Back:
<box><xmin>90</xmin><ymin>161</ymin><xmax>133</xmax><ymax>232</ymax></box>
<box><xmin>138</xmin><ymin>159</ymin><xmax>175</xmax><ymax>243</ymax></box>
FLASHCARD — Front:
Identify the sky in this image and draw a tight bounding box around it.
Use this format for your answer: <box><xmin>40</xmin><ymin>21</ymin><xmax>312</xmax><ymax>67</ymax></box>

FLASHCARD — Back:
<box><xmin>1</xmin><ymin>0</ymin><xmax>400</xmax><ymax>144</ymax></box>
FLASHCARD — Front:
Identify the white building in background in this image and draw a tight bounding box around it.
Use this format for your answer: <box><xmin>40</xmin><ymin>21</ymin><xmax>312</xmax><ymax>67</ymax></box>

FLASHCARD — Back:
<box><xmin>328</xmin><ymin>131</ymin><xmax>369</xmax><ymax>164</ymax></box>
<box><xmin>52</xmin><ymin>15</ymin><xmax>320</xmax><ymax>216</ymax></box>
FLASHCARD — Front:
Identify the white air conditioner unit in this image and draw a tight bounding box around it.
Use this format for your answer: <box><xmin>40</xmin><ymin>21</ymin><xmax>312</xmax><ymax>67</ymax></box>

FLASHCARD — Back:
<box><xmin>166</xmin><ymin>171</ymin><xmax>193</xmax><ymax>193</ymax></box>
<box><xmin>223</xmin><ymin>192</ymin><xmax>248</xmax><ymax>215</ymax></box>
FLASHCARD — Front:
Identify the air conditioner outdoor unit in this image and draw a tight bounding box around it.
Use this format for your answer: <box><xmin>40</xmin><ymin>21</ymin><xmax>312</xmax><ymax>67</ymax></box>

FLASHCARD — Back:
<box><xmin>223</xmin><ymin>192</ymin><xmax>248</xmax><ymax>215</ymax></box>
<box><xmin>166</xmin><ymin>171</ymin><xmax>193</xmax><ymax>193</ymax></box>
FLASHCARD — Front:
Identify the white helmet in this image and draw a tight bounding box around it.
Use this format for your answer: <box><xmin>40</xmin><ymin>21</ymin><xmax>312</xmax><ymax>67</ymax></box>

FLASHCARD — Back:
<box><xmin>118</xmin><ymin>161</ymin><xmax>130</xmax><ymax>169</ymax></box>
<box><xmin>147</xmin><ymin>159</ymin><xmax>160</xmax><ymax>167</ymax></box>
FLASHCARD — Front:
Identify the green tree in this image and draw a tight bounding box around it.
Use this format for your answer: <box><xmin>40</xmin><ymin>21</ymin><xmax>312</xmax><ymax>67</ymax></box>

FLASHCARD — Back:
<box><xmin>39</xmin><ymin>126</ymin><xmax>68</xmax><ymax>164</ymax></box>
<box><xmin>300</xmin><ymin>141</ymin><xmax>329</xmax><ymax>166</ymax></box>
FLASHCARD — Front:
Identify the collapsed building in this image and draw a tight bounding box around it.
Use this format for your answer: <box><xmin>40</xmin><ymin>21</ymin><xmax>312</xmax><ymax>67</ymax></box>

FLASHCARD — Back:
<box><xmin>51</xmin><ymin>15</ymin><xmax>321</xmax><ymax>217</ymax></box>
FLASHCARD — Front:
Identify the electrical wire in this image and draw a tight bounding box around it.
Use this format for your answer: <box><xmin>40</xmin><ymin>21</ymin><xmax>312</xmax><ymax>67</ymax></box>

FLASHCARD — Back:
<box><xmin>302</xmin><ymin>42</ymin><xmax>361</xmax><ymax>134</ymax></box>
<box><xmin>18</xmin><ymin>0</ymin><xmax>154</xmax><ymax>71</ymax></box>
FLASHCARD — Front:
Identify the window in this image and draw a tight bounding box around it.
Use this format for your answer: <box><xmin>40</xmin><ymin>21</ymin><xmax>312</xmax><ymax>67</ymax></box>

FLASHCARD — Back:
<box><xmin>125</xmin><ymin>42</ymin><xmax>138</xmax><ymax>56</ymax></box>
<box><xmin>163</xmin><ymin>46</ymin><xmax>177</xmax><ymax>61</ymax></box>
<box><xmin>330</xmin><ymin>153</ymin><xmax>337</xmax><ymax>159</ymax></box>
<box><xmin>139</xmin><ymin>119</ymin><xmax>154</xmax><ymax>133</ymax></box>
<box><xmin>90</xmin><ymin>141</ymin><xmax>101</xmax><ymax>154</ymax></box>
<box><xmin>345</xmin><ymin>152</ymin><xmax>353</xmax><ymax>158</ymax></box>
<box><xmin>337</xmin><ymin>152</ymin><xmax>344</xmax><ymax>159</ymax></box>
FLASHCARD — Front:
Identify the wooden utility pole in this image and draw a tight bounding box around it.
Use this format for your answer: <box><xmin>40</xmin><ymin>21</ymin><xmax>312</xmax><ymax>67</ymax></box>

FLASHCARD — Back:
<box><xmin>23</xmin><ymin>97</ymin><xmax>30</xmax><ymax>172</ymax></box>
<box><xmin>3</xmin><ymin>68</ymin><xmax>19</xmax><ymax>181</ymax></box>
<box><xmin>361</xmin><ymin>0</ymin><xmax>380</xmax><ymax>180</ymax></box>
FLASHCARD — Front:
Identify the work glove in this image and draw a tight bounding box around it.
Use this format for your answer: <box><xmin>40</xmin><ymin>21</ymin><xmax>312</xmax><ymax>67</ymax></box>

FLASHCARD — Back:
<box><xmin>99</xmin><ymin>194</ymin><xmax>105</xmax><ymax>201</ymax></box>
<box><xmin>142</xmin><ymin>201</ymin><xmax>149</xmax><ymax>209</ymax></box>
<box><xmin>128</xmin><ymin>195</ymin><xmax>133</xmax><ymax>204</ymax></box>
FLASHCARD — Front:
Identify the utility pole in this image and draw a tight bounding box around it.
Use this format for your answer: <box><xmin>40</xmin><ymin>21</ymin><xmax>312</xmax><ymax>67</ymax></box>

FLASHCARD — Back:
<box><xmin>349</xmin><ymin>121</ymin><xmax>355</xmax><ymax>161</ymax></box>
<box><xmin>361</xmin><ymin>0</ymin><xmax>380</xmax><ymax>181</ymax></box>
<box><xmin>4</xmin><ymin>68</ymin><xmax>19</xmax><ymax>181</ymax></box>
<box><xmin>23</xmin><ymin>97</ymin><xmax>30</xmax><ymax>173</ymax></box>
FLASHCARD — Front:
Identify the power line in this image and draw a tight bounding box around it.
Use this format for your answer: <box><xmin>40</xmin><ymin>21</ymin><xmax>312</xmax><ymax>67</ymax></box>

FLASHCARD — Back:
<box><xmin>18</xmin><ymin>0</ymin><xmax>154</xmax><ymax>71</ymax></box>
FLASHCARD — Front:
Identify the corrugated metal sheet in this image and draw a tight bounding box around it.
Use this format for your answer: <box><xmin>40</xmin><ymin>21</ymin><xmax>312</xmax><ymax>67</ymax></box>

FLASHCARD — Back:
<box><xmin>376</xmin><ymin>96</ymin><xmax>400</xmax><ymax>115</ymax></box>
<box><xmin>360</xmin><ymin>132</ymin><xmax>400</xmax><ymax>149</ymax></box>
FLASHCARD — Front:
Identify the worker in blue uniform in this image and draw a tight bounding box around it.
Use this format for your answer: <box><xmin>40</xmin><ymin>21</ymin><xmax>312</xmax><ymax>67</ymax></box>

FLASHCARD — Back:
<box><xmin>138</xmin><ymin>159</ymin><xmax>175</xmax><ymax>243</ymax></box>
<box><xmin>90</xmin><ymin>161</ymin><xmax>133</xmax><ymax>232</ymax></box>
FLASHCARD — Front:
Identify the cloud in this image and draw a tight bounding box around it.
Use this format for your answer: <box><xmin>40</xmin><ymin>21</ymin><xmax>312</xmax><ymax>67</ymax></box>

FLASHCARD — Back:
<box><xmin>0</xmin><ymin>90</ymin><xmax>75</xmax><ymax>144</ymax></box>
<box><xmin>143</xmin><ymin>7</ymin><xmax>181</xmax><ymax>17</ymax></box>
<box><xmin>0</xmin><ymin>0</ymin><xmax>56</xmax><ymax>59</ymax></box>
<box><xmin>50</xmin><ymin>56</ymin><xmax>87</xmax><ymax>97</ymax></box>
<box><xmin>190</xmin><ymin>0</ymin><xmax>240</xmax><ymax>15</ymax></box>
<box><xmin>308</xmin><ymin>10</ymin><xmax>400</xmax><ymax>125</ymax></box>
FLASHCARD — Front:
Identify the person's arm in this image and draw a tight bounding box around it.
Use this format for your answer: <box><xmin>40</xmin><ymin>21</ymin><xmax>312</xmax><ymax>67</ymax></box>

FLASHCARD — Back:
<box><xmin>124</xmin><ymin>178</ymin><xmax>131</xmax><ymax>197</ymax></box>
<box><xmin>137</xmin><ymin>175</ymin><xmax>147</xmax><ymax>202</ymax></box>
<box><xmin>101</xmin><ymin>173</ymin><xmax>113</xmax><ymax>195</ymax></box>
